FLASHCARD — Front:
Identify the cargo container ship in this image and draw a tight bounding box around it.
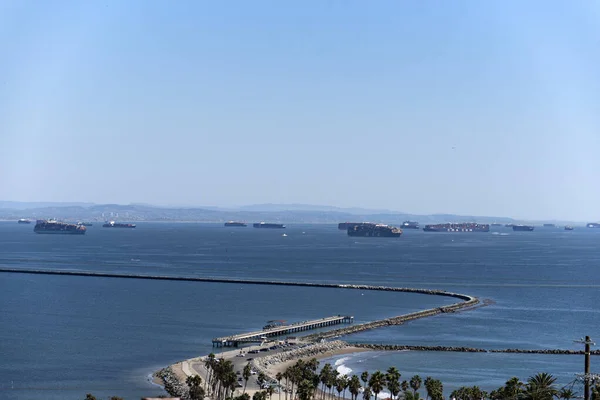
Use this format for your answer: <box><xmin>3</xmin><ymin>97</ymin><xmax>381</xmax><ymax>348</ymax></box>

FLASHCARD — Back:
<box><xmin>17</xmin><ymin>219</ymin><xmax>31</xmax><ymax>224</ymax></box>
<box><xmin>77</xmin><ymin>222</ymin><xmax>93</xmax><ymax>226</ymax></box>
<box><xmin>423</xmin><ymin>223</ymin><xmax>490</xmax><ymax>232</ymax></box>
<box><xmin>253</xmin><ymin>222</ymin><xmax>286</xmax><ymax>229</ymax></box>
<box><xmin>587</xmin><ymin>223</ymin><xmax>600</xmax><ymax>228</ymax></box>
<box><xmin>338</xmin><ymin>222</ymin><xmax>363</xmax><ymax>230</ymax></box>
<box><xmin>34</xmin><ymin>219</ymin><xmax>86</xmax><ymax>235</ymax></box>
<box><xmin>564</xmin><ymin>226</ymin><xmax>574</xmax><ymax>231</ymax></box>
<box><xmin>347</xmin><ymin>223</ymin><xmax>402</xmax><ymax>237</ymax></box>
<box><xmin>102</xmin><ymin>221</ymin><xmax>136</xmax><ymax>228</ymax></box>
<box><xmin>491</xmin><ymin>223</ymin><xmax>502</xmax><ymax>227</ymax></box>
<box><xmin>513</xmin><ymin>225</ymin><xmax>534</xmax><ymax>231</ymax></box>
<box><xmin>224</xmin><ymin>221</ymin><xmax>247</xmax><ymax>227</ymax></box>
<box><xmin>401</xmin><ymin>221</ymin><xmax>420</xmax><ymax>229</ymax></box>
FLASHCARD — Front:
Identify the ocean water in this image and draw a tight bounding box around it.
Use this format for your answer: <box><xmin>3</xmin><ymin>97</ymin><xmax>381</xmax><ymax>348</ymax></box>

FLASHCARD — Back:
<box><xmin>1</xmin><ymin>222</ymin><xmax>599</xmax><ymax>399</ymax></box>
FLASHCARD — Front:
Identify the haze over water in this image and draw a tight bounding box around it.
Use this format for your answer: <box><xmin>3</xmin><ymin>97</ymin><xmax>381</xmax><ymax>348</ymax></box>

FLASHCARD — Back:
<box><xmin>1</xmin><ymin>222</ymin><xmax>599</xmax><ymax>399</ymax></box>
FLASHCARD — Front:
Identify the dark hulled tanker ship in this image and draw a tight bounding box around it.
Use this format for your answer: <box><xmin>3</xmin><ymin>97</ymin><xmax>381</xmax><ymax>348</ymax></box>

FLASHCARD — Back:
<box><xmin>253</xmin><ymin>222</ymin><xmax>286</xmax><ymax>229</ymax></box>
<box><xmin>513</xmin><ymin>225</ymin><xmax>534</xmax><ymax>231</ymax></box>
<box><xmin>347</xmin><ymin>223</ymin><xmax>402</xmax><ymax>237</ymax></box>
<box><xmin>401</xmin><ymin>221</ymin><xmax>420</xmax><ymax>229</ymax></box>
<box><xmin>34</xmin><ymin>219</ymin><xmax>86</xmax><ymax>235</ymax></box>
<box><xmin>224</xmin><ymin>221</ymin><xmax>247</xmax><ymax>227</ymax></box>
<box><xmin>423</xmin><ymin>223</ymin><xmax>490</xmax><ymax>232</ymax></box>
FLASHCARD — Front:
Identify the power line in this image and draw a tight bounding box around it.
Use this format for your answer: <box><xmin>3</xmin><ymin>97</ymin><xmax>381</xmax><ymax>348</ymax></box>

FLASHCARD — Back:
<box><xmin>575</xmin><ymin>336</ymin><xmax>596</xmax><ymax>400</ymax></box>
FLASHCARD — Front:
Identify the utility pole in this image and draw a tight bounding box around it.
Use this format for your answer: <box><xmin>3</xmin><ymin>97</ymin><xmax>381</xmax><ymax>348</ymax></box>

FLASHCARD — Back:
<box><xmin>575</xmin><ymin>336</ymin><xmax>596</xmax><ymax>400</ymax></box>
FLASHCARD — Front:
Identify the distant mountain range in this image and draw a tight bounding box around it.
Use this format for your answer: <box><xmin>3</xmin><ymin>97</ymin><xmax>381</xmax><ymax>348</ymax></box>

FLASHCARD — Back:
<box><xmin>0</xmin><ymin>201</ymin><xmax>533</xmax><ymax>224</ymax></box>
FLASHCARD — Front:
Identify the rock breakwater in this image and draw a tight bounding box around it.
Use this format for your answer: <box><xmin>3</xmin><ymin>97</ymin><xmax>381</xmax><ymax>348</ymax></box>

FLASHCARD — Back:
<box><xmin>155</xmin><ymin>366</ymin><xmax>189</xmax><ymax>399</ymax></box>
<box><xmin>355</xmin><ymin>344</ymin><xmax>488</xmax><ymax>352</ymax></box>
<box><xmin>302</xmin><ymin>298</ymin><xmax>479</xmax><ymax>342</ymax></box>
<box><xmin>254</xmin><ymin>340</ymin><xmax>349</xmax><ymax>373</ymax></box>
<box><xmin>353</xmin><ymin>344</ymin><xmax>600</xmax><ymax>355</ymax></box>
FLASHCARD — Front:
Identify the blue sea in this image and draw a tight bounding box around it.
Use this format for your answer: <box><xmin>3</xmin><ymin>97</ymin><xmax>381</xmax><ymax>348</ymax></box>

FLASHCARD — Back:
<box><xmin>1</xmin><ymin>222</ymin><xmax>599</xmax><ymax>400</ymax></box>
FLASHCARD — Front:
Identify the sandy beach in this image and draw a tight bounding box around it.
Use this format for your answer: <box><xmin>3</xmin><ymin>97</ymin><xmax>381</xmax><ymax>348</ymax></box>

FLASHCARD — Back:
<box><xmin>154</xmin><ymin>340</ymin><xmax>370</xmax><ymax>399</ymax></box>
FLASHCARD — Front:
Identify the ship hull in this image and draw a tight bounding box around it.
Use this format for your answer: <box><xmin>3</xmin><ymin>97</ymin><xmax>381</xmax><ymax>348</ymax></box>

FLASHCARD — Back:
<box><xmin>512</xmin><ymin>226</ymin><xmax>534</xmax><ymax>231</ymax></box>
<box><xmin>253</xmin><ymin>223</ymin><xmax>285</xmax><ymax>229</ymax></box>
<box><xmin>34</xmin><ymin>230</ymin><xmax>86</xmax><ymax>235</ymax></box>
<box><xmin>423</xmin><ymin>227</ymin><xmax>489</xmax><ymax>232</ymax></box>
<box><xmin>587</xmin><ymin>223</ymin><xmax>600</xmax><ymax>228</ymax></box>
<box><xmin>225</xmin><ymin>222</ymin><xmax>247</xmax><ymax>227</ymax></box>
<box><xmin>423</xmin><ymin>223</ymin><xmax>490</xmax><ymax>232</ymax></box>
<box><xmin>34</xmin><ymin>220</ymin><xmax>86</xmax><ymax>235</ymax></box>
<box><xmin>347</xmin><ymin>231</ymin><xmax>401</xmax><ymax>237</ymax></box>
<box><xmin>347</xmin><ymin>223</ymin><xmax>402</xmax><ymax>237</ymax></box>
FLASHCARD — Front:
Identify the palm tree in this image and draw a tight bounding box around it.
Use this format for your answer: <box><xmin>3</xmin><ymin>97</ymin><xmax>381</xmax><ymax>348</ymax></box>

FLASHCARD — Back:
<box><xmin>276</xmin><ymin>372</ymin><xmax>284</xmax><ymax>400</ymax></box>
<box><xmin>363</xmin><ymin>387</ymin><xmax>372</xmax><ymax>400</ymax></box>
<box><xmin>187</xmin><ymin>375</ymin><xmax>205</xmax><ymax>400</ymax></box>
<box><xmin>558</xmin><ymin>388</ymin><xmax>575</xmax><ymax>400</ymax></box>
<box><xmin>386</xmin><ymin>368</ymin><xmax>401</xmax><ymax>400</ymax></box>
<box><xmin>349</xmin><ymin>376</ymin><xmax>362</xmax><ymax>400</ymax></box>
<box><xmin>402</xmin><ymin>381</ymin><xmax>409</xmax><ymax>394</ymax></box>
<box><xmin>525</xmin><ymin>373</ymin><xmax>557</xmax><ymax>400</ymax></box>
<box><xmin>361</xmin><ymin>372</ymin><xmax>370</xmax><ymax>389</ymax></box>
<box><xmin>501</xmin><ymin>377</ymin><xmax>525</xmax><ymax>400</ymax></box>
<box><xmin>424</xmin><ymin>377</ymin><xmax>443</xmax><ymax>400</ymax></box>
<box><xmin>369</xmin><ymin>371</ymin><xmax>386</xmax><ymax>400</ymax></box>
<box><xmin>336</xmin><ymin>376</ymin><xmax>349</xmax><ymax>400</ymax></box>
<box><xmin>243</xmin><ymin>364</ymin><xmax>252</xmax><ymax>395</ymax></box>
<box><xmin>204</xmin><ymin>353</ymin><xmax>216</xmax><ymax>393</ymax></box>
<box><xmin>328</xmin><ymin>370</ymin><xmax>340</xmax><ymax>400</ymax></box>
<box><xmin>267</xmin><ymin>385</ymin><xmax>275</xmax><ymax>400</ymax></box>
<box><xmin>321</xmin><ymin>364</ymin><xmax>333</xmax><ymax>400</ymax></box>
<box><xmin>410</xmin><ymin>375</ymin><xmax>422</xmax><ymax>396</ymax></box>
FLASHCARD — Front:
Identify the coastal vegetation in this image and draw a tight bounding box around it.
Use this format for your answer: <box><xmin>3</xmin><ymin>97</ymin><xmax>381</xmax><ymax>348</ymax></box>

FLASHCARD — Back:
<box><xmin>246</xmin><ymin>358</ymin><xmax>585</xmax><ymax>400</ymax></box>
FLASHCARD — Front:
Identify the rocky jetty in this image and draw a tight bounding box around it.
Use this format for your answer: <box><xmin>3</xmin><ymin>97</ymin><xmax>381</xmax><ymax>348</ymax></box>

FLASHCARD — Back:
<box><xmin>353</xmin><ymin>344</ymin><xmax>600</xmax><ymax>355</ymax></box>
<box><xmin>254</xmin><ymin>340</ymin><xmax>349</xmax><ymax>373</ymax></box>
<box><xmin>490</xmin><ymin>349</ymin><xmax>600</xmax><ymax>355</ymax></box>
<box><xmin>355</xmin><ymin>344</ymin><xmax>487</xmax><ymax>352</ymax></box>
<box><xmin>155</xmin><ymin>366</ymin><xmax>189</xmax><ymax>399</ymax></box>
<box><xmin>302</xmin><ymin>298</ymin><xmax>479</xmax><ymax>342</ymax></box>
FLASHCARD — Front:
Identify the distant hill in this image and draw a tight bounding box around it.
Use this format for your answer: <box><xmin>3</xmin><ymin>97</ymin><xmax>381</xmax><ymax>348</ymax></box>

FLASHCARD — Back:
<box><xmin>238</xmin><ymin>203</ymin><xmax>400</xmax><ymax>215</ymax></box>
<box><xmin>0</xmin><ymin>201</ymin><xmax>526</xmax><ymax>224</ymax></box>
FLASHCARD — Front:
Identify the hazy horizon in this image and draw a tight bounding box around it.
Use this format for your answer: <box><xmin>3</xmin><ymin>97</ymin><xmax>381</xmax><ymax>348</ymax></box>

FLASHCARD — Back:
<box><xmin>2</xmin><ymin>1</ymin><xmax>600</xmax><ymax>220</ymax></box>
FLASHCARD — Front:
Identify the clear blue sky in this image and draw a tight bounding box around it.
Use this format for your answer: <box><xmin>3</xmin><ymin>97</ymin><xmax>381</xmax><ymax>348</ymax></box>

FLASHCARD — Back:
<box><xmin>1</xmin><ymin>1</ymin><xmax>599</xmax><ymax>220</ymax></box>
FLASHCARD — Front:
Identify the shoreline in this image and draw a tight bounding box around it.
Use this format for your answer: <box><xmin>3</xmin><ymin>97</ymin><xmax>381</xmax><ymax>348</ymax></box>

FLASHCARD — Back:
<box><xmin>154</xmin><ymin>340</ymin><xmax>369</xmax><ymax>399</ymax></box>
<box><xmin>154</xmin><ymin>339</ymin><xmax>600</xmax><ymax>397</ymax></box>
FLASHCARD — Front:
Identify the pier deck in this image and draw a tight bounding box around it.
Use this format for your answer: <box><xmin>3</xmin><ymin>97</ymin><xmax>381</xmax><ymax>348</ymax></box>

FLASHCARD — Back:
<box><xmin>212</xmin><ymin>315</ymin><xmax>354</xmax><ymax>347</ymax></box>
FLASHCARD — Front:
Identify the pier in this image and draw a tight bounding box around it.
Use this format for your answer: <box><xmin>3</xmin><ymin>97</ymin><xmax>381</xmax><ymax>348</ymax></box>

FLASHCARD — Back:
<box><xmin>212</xmin><ymin>315</ymin><xmax>354</xmax><ymax>347</ymax></box>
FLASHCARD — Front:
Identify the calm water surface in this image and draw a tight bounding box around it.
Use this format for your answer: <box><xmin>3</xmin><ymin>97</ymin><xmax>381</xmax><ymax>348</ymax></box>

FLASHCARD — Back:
<box><xmin>1</xmin><ymin>222</ymin><xmax>599</xmax><ymax>399</ymax></box>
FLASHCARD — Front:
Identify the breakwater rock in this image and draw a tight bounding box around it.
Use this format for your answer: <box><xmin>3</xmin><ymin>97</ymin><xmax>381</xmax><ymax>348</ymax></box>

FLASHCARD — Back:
<box><xmin>355</xmin><ymin>344</ymin><xmax>487</xmax><ymax>352</ymax></box>
<box><xmin>302</xmin><ymin>297</ymin><xmax>479</xmax><ymax>342</ymax></box>
<box><xmin>490</xmin><ymin>349</ymin><xmax>600</xmax><ymax>355</ymax></box>
<box><xmin>0</xmin><ymin>268</ymin><xmax>478</xmax><ymax>303</ymax></box>
<box><xmin>353</xmin><ymin>344</ymin><xmax>600</xmax><ymax>355</ymax></box>
<box><xmin>254</xmin><ymin>340</ymin><xmax>349</xmax><ymax>372</ymax></box>
<box><xmin>155</xmin><ymin>366</ymin><xmax>189</xmax><ymax>399</ymax></box>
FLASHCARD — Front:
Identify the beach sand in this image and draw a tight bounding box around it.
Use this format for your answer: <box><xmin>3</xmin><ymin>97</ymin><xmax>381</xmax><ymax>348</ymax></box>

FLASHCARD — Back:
<box><xmin>154</xmin><ymin>341</ymin><xmax>371</xmax><ymax>398</ymax></box>
<box><xmin>264</xmin><ymin>345</ymin><xmax>368</xmax><ymax>377</ymax></box>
